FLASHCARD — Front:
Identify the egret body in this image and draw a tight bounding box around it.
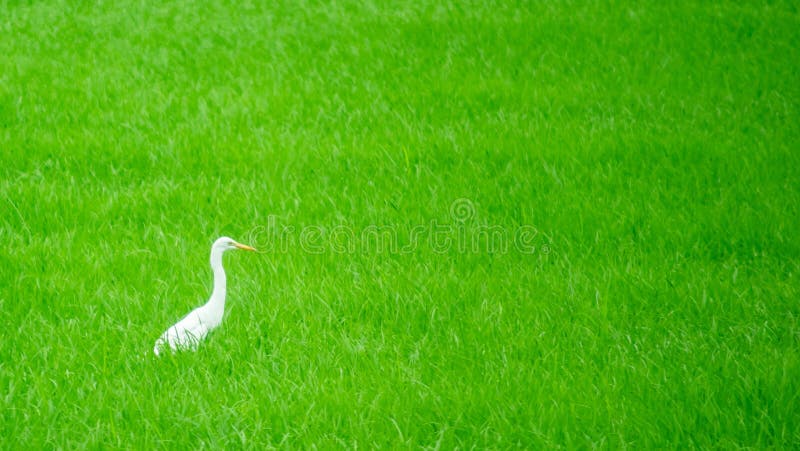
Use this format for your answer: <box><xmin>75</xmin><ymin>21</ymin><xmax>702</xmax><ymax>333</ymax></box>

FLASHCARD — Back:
<box><xmin>153</xmin><ymin>237</ymin><xmax>256</xmax><ymax>356</ymax></box>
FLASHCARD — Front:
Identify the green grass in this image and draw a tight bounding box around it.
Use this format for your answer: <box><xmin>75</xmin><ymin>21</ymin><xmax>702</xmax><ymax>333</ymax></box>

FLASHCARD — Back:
<box><xmin>1</xmin><ymin>0</ymin><xmax>799</xmax><ymax>448</ymax></box>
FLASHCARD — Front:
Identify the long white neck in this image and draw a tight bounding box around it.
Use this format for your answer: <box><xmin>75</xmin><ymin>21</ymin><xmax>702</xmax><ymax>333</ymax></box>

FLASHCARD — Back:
<box><xmin>206</xmin><ymin>247</ymin><xmax>227</xmax><ymax>313</ymax></box>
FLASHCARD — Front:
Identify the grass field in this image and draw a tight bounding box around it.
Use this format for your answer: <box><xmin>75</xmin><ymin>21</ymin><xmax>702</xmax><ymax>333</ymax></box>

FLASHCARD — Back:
<box><xmin>2</xmin><ymin>0</ymin><xmax>799</xmax><ymax>448</ymax></box>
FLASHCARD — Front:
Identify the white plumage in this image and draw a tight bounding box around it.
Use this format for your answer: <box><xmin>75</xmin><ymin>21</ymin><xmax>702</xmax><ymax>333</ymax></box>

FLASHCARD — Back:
<box><xmin>153</xmin><ymin>236</ymin><xmax>256</xmax><ymax>356</ymax></box>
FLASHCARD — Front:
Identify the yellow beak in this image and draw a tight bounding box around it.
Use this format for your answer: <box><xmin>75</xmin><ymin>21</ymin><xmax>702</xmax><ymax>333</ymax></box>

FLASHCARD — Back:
<box><xmin>234</xmin><ymin>242</ymin><xmax>257</xmax><ymax>252</ymax></box>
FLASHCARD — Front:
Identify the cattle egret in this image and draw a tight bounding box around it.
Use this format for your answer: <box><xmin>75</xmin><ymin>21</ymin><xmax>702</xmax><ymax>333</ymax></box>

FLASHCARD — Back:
<box><xmin>153</xmin><ymin>236</ymin><xmax>256</xmax><ymax>356</ymax></box>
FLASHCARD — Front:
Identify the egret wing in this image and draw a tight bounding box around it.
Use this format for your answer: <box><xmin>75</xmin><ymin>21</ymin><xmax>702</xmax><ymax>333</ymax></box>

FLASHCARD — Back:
<box><xmin>154</xmin><ymin>309</ymin><xmax>211</xmax><ymax>354</ymax></box>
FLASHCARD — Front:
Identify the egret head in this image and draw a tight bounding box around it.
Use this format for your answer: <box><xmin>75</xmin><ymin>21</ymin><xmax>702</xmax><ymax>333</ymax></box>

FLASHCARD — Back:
<box><xmin>213</xmin><ymin>236</ymin><xmax>257</xmax><ymax>252</ymax></box>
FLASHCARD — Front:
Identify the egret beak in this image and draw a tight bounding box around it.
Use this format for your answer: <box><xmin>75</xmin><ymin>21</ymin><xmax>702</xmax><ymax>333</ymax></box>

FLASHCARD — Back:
<box><xmin>234</xmin><ymin>242</ymin><xmax>257</xmax><ymax>252</ymax></box>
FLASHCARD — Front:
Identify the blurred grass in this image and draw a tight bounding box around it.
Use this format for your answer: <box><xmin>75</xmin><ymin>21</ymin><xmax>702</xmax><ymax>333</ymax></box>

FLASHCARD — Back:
<box><xmin>1</xmin><ymin>0</ymin><xmax>799</xmax><ymax>448</ymax></box>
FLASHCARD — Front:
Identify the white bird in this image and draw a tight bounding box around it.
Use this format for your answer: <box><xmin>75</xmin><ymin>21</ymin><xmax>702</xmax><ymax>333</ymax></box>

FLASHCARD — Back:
<box><xmin>153</xmin><ymin>236</ymin><xmax>257</xmax><ymax>356</ymax></box>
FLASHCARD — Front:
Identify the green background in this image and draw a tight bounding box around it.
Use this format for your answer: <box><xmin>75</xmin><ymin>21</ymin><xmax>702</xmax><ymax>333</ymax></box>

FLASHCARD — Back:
<box><xmin>1</xmin><ymin>0</ymin><xmax>798</xmax><ymax>448</ymax></box>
